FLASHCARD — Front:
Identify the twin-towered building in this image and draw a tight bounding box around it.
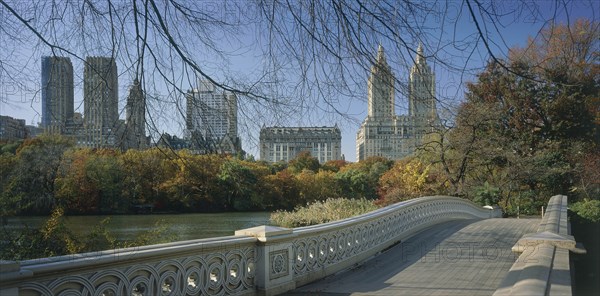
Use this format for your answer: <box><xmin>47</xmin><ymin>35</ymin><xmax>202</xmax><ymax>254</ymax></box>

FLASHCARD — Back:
<box><xmin>259</xmin><ymin>44</ymin><xmax>438</xmax><ymax>163</ymax></box>
<box><xmin>40</xmin><ymin>56</ymin><xmax>147</xmax><ymax>149</ymax></box>
<box><xmin>356</xmin><ymin>44</ymin><xmax>439</xmax><ymax>161</ymax></box>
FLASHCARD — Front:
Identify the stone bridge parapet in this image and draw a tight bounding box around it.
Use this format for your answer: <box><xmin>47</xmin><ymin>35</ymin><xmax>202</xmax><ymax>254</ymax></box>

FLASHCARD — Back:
<box><xmin>493</xmin><ymin>195</ymin><xmax>583</xmax><ymax>296</ymax></box>
<box><xmin>0</xmin><ymin>196</ymin><xmax>500</xmax><ymax>296</ymax></box>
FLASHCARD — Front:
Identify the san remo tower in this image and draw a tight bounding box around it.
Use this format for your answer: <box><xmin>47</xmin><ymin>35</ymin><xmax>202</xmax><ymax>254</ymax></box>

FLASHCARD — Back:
<box><xmin>356</xmin><ymin>44</ymin><xmax>439</xmax><ymax>161</ymax></box>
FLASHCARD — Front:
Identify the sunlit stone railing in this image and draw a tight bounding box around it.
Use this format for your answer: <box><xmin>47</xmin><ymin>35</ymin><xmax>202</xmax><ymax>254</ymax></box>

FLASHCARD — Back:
<box><xmin>0</xmin><ymin>196</ymin><xmax>499</xmax><ymax>296</ymax></box>
<box><xmin>493</xmin><ymin>195</ymin><xmax>583</xmax><ymax>296</ymax></box>
<box><xmin>0</xmin><ymin>236</ymin><xmax>258</xmax><ymax>296</ymax></box>
<box><xmin>237</xmin><ymin>195</ymin><xmax>500</xmax><ymax>294</ymax></box>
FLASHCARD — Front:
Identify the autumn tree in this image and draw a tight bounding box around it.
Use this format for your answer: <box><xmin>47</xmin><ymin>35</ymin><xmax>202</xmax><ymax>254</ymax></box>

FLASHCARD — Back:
<box><xmin>296</xmin><ymin>170</ymin><xmax>341</xmax><ymax>204</ymax></box>
<box><xmin>378</xmin><ymin>157</ymin><xmax>447</xmax><ymax>205</ymax></box>
<box><xmin>55</xmin><ymin>148</ymin><xmax>97</xmax><ymax>213</ymax></box>
<box><xmin>261</xmin><ymin>170</ymin><xmax>300</xmax><ymax>210</ymax></box>
<box><xmin>442</xmin><ymin>19</ymin><xmax>599</xmax><ymax>213</ymax></box>
<box><xmin>119</xmin><ymin>148</ymin><xmax>176</xmax><ymax>208</ymax></box>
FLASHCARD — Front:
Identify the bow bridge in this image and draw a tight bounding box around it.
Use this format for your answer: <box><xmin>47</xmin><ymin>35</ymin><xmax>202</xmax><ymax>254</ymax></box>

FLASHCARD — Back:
<box><xmin>0</xmin><ymin>195</ymin><xmax>579</xmax><ymax>295</ymax></box>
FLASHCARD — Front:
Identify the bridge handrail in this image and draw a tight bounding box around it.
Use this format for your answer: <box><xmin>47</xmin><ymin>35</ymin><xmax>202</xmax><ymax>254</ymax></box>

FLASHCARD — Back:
<box><xmin>1</xmin><ymin>196</ymin><xmax>499</xmax><ymax>296</ymax></box>
<box><xmin>493</xmin><ymin>195</ymin><xmax>576</xmax><ymax>296</ymax></box>
<box><xmin>538</xmin><ymin>194</ymin><xmax>569</xmax><ymax>235</ymax></box>
<box><xmin>1</xmin><ymin>235</ymin><xmax>259</xmax><ymax>295</ymax></box>
<box><xmin>293</xmin><ymin>195</ymin><xmax>493</xmax><ymax>236</ymax></box>
<box><xmin>234</xmin><ymin>195</ymin><xmax>498</xmax><ymax>293</ymax></box>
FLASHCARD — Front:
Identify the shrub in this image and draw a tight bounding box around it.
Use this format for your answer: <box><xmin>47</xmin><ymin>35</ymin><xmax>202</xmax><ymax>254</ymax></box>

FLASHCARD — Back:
<box><xmin>270</xmin><ymin>198</ymin><xmax>378</xmax><ymax>228</ymax></box>
<box><xmin>570</xmin><ymin>199</ymin><xmax>600</xmax><ymax>223</ymax></box>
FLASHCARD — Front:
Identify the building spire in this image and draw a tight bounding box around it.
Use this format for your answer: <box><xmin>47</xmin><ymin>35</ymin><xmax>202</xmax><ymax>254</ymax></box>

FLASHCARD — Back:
<box><xmin>377</xmin><ymin>44</ymin><xmax>386</xmax><ymax>64</ymax></box>
<box><xmin>416</xmin><ymin>42</ymin><xmax>425</xmax><ymax>63</ymax></box>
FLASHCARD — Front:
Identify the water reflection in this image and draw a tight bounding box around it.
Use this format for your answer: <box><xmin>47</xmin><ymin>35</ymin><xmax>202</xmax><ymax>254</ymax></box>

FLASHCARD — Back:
<box><xmin>5</xmin><ymin>212</ymin><xmax>271</xmax><ymax>242</ymax></box>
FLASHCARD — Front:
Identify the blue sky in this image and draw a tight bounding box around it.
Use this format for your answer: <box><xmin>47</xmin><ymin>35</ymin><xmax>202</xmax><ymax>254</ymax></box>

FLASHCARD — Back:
<box><xmin>0</xmin><ymin>1</ymin><xmax>597</xmax><ymax>161</ymax></box>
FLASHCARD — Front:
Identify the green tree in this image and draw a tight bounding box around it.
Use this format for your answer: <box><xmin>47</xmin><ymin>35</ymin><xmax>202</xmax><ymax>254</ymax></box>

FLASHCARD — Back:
<box><xmin>337</xmin><ymin>157</ymin><xmax>393</xmax><ymax>200</ymax></box>
<box><xmin>0</xmin><ymin>153</ymin><xmax>18</xmax><ymax>215</ymax></box>
<box><xmin>288</xmin><ymin>151</ymin><xmax>320</xmax><ymax>174</ymax></box>
<box><xmin>218</xmin><ymin>158</ymin><xmax>259</xmax><ymax>211</ymax></box>
<box><xmin>2</xmin><ymin>134</ymin><xmax>74</xmax><ymax>214</ymax></box>
<box><xmin>85</xmin><ymin>150</ymin><xmax>126</xmax><ymax>213</ymax></box>
<box><xmin>55</xmin><ymin>149</ymin><xmax>126</xmax><ymax>213</ymax></box>
<box><xmin>0</xmin><ymin>140</ymin><xmax>22</xmax><ymax>155</ymax></box>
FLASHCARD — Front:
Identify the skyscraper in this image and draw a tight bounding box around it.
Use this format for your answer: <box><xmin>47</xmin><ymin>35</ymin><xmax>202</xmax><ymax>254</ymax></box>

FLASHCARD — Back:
<box><xmin>123</xmin><ymin>78</ymin><xmax>146</xmax><ymax>149</ymax></box>
<box><xmin>83</xmin><ymin>56</ymin><xmax>119</xmax><ymax>147</ymax></box>
<box><xmin>185</xmin><ymin>80</ymin><xmax>241</xmax><ymax>154</ymax></box>
<box><xmin>368</xmin><ymin>45</ymin><xmax>395</xmax><ymax>120</ymax></box>
<box><xmin>41</xmin><ymin>56</ymin><xmax>74</xmax><ymax>133</ymax></box>
<box><xmin>356</xmin><ymin>44</ymin><xmax>438</xmax><ymax>161</ymax></box>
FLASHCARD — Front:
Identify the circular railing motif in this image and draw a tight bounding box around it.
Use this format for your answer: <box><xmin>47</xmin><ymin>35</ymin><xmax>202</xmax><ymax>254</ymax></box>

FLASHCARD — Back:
<box><xmin>20</xmin><ymin>247</ymin><xmax>256</xmax><ymax>296</ymax></box>
<box><xmin>292</xmin><ymin>197</ymin><xmax>492</xmax><ymax>276</ymax></box>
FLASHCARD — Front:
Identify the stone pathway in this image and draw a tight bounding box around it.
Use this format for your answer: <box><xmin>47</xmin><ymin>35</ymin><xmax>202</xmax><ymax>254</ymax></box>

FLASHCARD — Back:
<box><xmin>288</xmin><ymin>218</ymin><xmax>539</xmax><ymax>296</ymax></box>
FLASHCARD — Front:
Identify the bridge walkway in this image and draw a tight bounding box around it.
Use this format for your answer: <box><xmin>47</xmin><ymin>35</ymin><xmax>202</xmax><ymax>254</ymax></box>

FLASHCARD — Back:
<box><xmin>289</xmin><ymin>218</ymin><xmax>539</xmax><ymax>296</ymax></box>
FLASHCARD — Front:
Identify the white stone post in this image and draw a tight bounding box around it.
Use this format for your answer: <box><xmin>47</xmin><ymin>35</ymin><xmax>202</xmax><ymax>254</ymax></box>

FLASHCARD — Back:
<box><xmin>235</xmin><ymin>225</ymin><xmax>297</xmax><ymax>296</ymax></box>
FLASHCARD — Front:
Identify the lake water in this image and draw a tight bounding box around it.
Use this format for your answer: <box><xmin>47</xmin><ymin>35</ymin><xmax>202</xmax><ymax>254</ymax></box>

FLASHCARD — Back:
<box><xmin>3</xmin><ymin>212</ymin><xmax>272</xmax><ymax>242</ymax></box>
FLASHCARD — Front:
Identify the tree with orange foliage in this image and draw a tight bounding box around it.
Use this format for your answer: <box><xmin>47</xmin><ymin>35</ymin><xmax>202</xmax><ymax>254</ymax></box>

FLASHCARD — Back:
<box><xmin>445</xmin><ymin>19</ymin><xmax>599</xmax><ymax>212</ymax></box>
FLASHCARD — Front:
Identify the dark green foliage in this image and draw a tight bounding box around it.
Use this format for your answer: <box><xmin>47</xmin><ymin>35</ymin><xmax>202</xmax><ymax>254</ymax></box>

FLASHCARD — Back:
<box><xmin>288</xmin><ymin>151</ymin><xmax>320</xmax><ymax>173</ymax></box>
<box><xmin>472</xmin><ymin>182</ymin><xmax>501</xmax><ymax>206</ymax></box>
<box><xmin>0</xmin><ymin>140</ymin><xmax>22</xmax><ymax>155</ymax></box>
<box><xmin>570</xmin><ymin>200</ymin><xmax>600</xmax><ymax>224</ymax></box>
<box><xmin>218</xmin><ymin>159</ymin><xmax>259</xmax><ymax>211</ymax></box>
<box><xmin>1</xmin><ymin>134</ymin><xmax>74</xmax><ymax>215</ymax></box>
<box><xmin>570</xmin><ymin>204</ymin><xmax>600</xmax><ymax>295</ymax></box>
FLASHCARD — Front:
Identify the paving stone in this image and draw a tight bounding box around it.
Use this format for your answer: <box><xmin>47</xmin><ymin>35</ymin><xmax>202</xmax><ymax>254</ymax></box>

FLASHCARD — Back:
<box><xmin>287</xmin><ymin>218</ymin><xmax>539</xmax><ymax>296</ymax></box>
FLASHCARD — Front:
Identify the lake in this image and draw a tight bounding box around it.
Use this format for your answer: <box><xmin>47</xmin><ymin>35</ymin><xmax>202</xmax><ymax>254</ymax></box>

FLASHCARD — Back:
<box><xmin>3</xmin><ymin>212</ymin><xmax>272</xmax><ymax>242</ymax></box>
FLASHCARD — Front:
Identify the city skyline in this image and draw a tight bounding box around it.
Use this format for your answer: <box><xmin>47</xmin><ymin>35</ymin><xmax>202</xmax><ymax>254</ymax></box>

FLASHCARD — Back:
<box><xmin>0</xmin><ymin>1</ymin><xmax>596</xmax><ymax>161</ymax></box>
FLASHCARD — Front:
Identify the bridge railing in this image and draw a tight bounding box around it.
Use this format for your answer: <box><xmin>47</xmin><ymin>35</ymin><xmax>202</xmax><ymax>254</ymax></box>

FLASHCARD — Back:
<box><xmin>0</xmin><ymin>236</ymin><xmax>258</xmax><ymax>296</ymax></box>
<box><xmin>1</xmin><ymin>196</ymin><xmax>499</xmax><ymax>296</ymax></box>
<box><xmin>236</xmin><ymin>195</ymin><xmax>499</xmax><ymax>295</ymax></box>
<box><xmin>493</xmin><ymin>195</ymin><xmax>581</xmax><ymax>296</ymax></box>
